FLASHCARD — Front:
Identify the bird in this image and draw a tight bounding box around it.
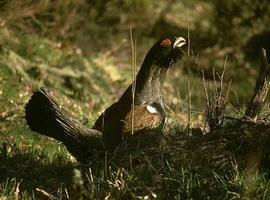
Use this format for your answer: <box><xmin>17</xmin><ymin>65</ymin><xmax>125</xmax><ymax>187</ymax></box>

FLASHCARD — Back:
<box><xmin>25</xmin><ymin>36</ymin><xmax>186</xmax><ymax>162</ymax></box>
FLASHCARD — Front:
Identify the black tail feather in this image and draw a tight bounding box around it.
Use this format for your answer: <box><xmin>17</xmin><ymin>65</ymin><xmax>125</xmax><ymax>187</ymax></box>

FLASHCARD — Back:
<box><xmin>25</xmin><ymin>88</ymin><xmax>103</xmax><ymax>162</ymax></box>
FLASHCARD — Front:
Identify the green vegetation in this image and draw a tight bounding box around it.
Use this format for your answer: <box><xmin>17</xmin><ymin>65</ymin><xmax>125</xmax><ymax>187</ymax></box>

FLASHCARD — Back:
<box><xmin>0</xmin><ymin>1</ymin><xmax>269</xmax><ymax>199</ymax></box>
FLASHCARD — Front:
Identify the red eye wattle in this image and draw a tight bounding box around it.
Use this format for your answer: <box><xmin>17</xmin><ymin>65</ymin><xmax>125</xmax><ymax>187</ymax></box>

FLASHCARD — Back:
<box><xmin>160</xmin><ymin>38</ymin><xmax>171</xmax><ymax>47</ymax></box>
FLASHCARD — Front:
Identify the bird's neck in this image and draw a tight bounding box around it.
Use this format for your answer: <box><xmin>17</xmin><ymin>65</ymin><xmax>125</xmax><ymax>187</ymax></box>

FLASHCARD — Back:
<box><xmin>118</xmin><ymin>54</ymin><xmax>168</xmax><ymax>109</ymax></box>
<box><xmin>133</xmin><ymin>59</ymin><xmax>167</xmax><ymax>105</ymax></box>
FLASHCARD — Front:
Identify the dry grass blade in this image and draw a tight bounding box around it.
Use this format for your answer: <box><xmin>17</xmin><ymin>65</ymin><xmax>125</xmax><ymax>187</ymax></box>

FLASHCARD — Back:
<box><xmin>129</xmin><ymin>28</ymin><xmax>136</xmax><ymax>135</ymax></box>
<box><xmin>15</xmin><ymin>180</ymin><xmax>22</xmax><ymax>200</ymax></box>
<box><xmin>36</xmin><ymin>188</ymin><xmax>56</xmax><ymax>200</ymax></box>
<box><xmin>203</xmin><ymin>58</ymin><xmax>231</xmax><ymax>131</ymax></box>
<box><xmin>186</xmin><ymin>11</ymin><xmax>192</xmax><ymax>131</ymax></box>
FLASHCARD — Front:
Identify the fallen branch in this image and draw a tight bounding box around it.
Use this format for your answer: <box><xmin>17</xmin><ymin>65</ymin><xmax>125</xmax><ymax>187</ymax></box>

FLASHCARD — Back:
<box><xmin>244</xmin><ymin>48</ymin><xmax>270</xmax><ymax>121</ymax></box>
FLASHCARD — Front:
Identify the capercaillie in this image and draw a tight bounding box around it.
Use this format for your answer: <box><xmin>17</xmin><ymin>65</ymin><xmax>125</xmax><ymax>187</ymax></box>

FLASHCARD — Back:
<box><xmin>25</xmin><ymin>36</ymin><xmax>186</xmax><ymax>162</ymax></box>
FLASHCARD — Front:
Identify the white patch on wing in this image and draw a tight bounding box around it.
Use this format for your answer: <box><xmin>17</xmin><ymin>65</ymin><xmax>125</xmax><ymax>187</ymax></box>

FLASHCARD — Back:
<box><xmin>146</xmin><ymin>105</ymin><xmax>158</xmax><ymax>113</ymax></box>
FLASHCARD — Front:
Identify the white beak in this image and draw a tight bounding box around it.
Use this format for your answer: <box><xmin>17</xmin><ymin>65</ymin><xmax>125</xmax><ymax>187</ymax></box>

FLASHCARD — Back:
<box><xmin>173</xmin><ymin>37</ymin><xmax>186</xmax><ymax>48</ymax></box>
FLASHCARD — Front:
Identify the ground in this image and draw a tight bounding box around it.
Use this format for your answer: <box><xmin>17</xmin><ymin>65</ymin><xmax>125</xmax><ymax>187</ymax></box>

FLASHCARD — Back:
<box><xmin>1</xmin><ymin>1</ymin><xmax>270</xmax><ymax>199</ymax></box>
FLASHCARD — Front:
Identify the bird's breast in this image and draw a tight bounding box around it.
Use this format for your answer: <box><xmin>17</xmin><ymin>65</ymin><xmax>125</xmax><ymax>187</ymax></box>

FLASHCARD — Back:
<box><xmin>122</xmin><ymin>103</ymin><xmax>164</xmax><ymax>134</ymax></box>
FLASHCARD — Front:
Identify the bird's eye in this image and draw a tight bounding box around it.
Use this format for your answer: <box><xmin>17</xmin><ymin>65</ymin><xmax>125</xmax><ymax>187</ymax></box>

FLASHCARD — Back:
<box><xmin>160</xmin><ymin>38</ymin><xmax>171</xmax><ymax>47</ymax></box>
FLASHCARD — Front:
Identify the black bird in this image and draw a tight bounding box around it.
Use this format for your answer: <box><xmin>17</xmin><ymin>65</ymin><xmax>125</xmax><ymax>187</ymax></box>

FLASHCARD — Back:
<box><xmin>25</xmin><ymin>36</ymin><xmax>186</xmax><ymax>162</ymax></box>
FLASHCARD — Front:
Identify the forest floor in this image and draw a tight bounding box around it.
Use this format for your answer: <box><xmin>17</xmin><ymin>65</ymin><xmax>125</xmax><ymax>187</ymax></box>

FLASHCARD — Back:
<box><xmin>1</xmin><ymin>1</ymin><xmax>270</xmax><ymax>199</ymax></box>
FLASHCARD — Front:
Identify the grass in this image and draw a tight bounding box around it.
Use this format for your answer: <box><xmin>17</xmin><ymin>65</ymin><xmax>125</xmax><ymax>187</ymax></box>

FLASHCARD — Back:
<box><xmin>0</xmin><ymin>32</ymin><xmax>257</xmax><ymax>199</ymax></box>
<box><xmin>0</xmin><ymin>2</ymin><xmax>270</xmax><ymax>199</ymax></box>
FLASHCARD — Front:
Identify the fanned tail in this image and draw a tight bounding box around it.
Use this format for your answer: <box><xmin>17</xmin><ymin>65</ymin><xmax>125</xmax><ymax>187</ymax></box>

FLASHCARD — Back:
<box><xmin>25</xmin><ymin>88</ymin><xmax>103</xmax><ymax>162</ymax></box>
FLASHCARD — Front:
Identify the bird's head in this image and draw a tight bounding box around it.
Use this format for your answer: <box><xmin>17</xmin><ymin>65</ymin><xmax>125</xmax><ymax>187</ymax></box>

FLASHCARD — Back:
<box><xmin>147</xmin><ymin>36</ymin><xmax>186</xmax><ymax>68</ymax></box>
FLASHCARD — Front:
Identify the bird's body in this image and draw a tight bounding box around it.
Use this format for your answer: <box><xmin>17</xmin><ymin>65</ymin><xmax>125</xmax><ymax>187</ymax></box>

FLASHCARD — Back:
<box><xmin>25</xmin><ymin>36</ymin><xmax>186</xmax><ymax>162</ymax></box>
<box><xmin>93</xmin><ymin>85</ymin><xmax>165</xmax><ymax>149</ymax></box>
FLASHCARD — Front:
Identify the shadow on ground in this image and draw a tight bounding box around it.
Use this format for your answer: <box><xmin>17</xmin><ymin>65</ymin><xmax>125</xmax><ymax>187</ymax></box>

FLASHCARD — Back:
<box><xmin>0</xmin><ymin>150</ymin><xmax>75</xmax><ymax>197</ymax></box>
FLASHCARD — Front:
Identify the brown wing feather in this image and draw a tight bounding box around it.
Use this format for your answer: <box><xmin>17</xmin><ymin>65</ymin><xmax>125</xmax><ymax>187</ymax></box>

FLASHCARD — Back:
<box><xmin>122</xmin><ymin>105</ymin><xmax>162</xmax><ymax>134</ymax></box>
